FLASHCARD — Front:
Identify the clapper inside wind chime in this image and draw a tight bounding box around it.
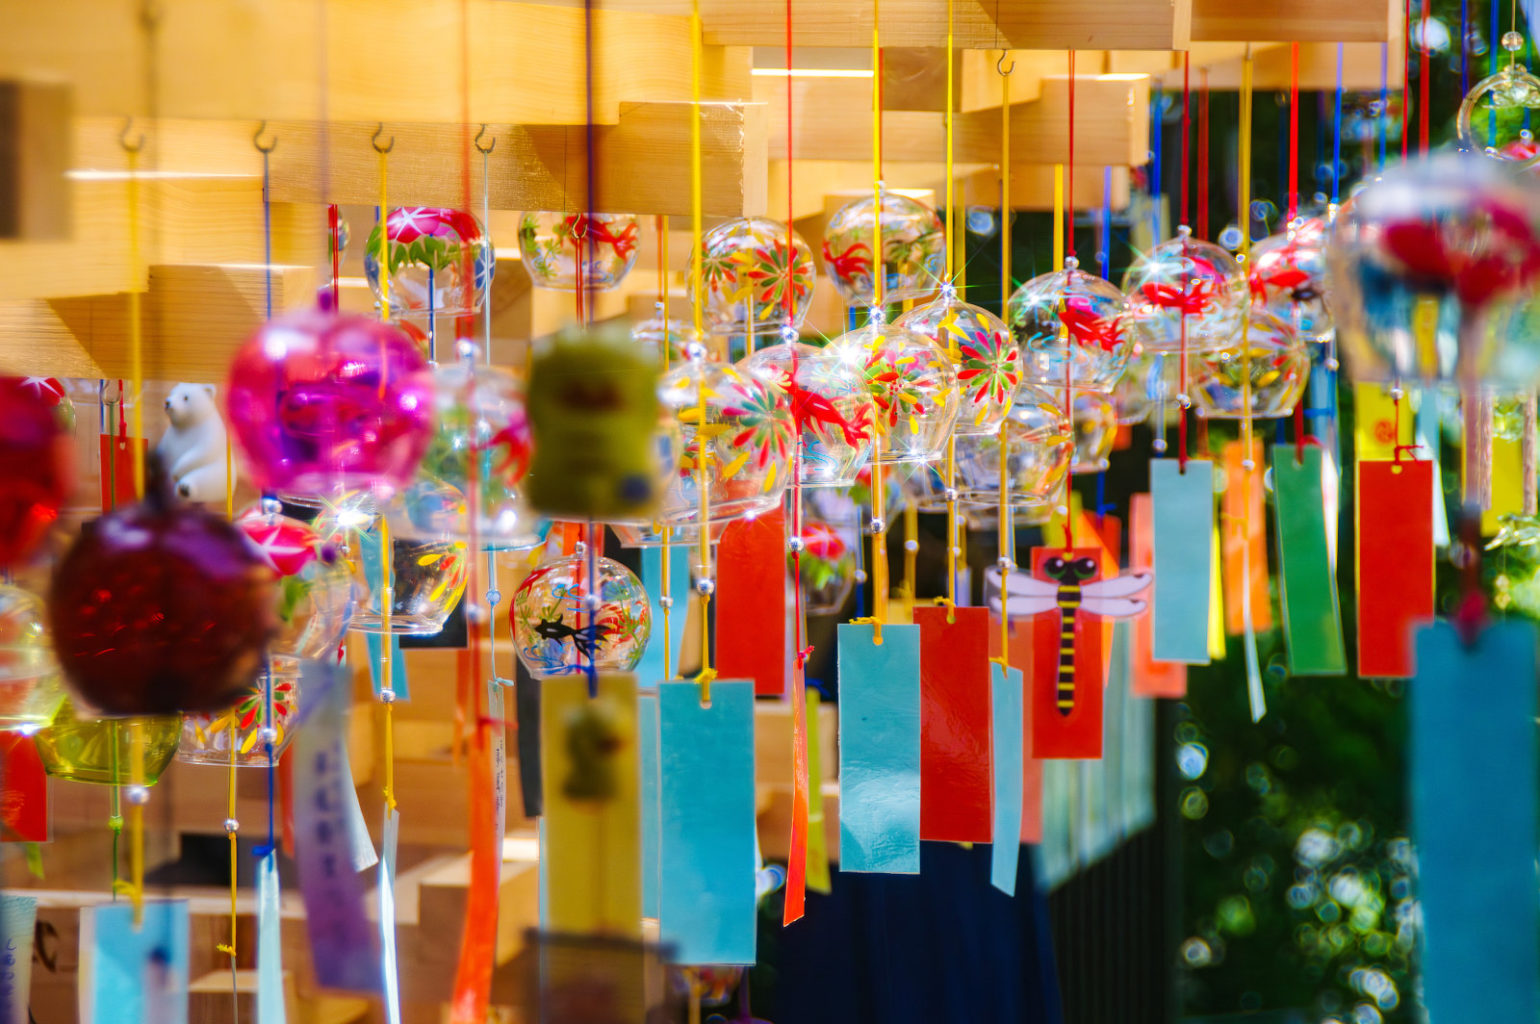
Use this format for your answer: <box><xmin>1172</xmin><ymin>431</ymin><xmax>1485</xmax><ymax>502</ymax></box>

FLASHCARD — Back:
<box><xmin>993</xmin><ymin>549</ymin><xmax>1150</xmax><ymax>759</ymax></box>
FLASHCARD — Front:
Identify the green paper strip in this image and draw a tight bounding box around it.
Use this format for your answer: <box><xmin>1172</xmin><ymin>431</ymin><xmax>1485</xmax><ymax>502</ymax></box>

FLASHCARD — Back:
<box><xmin>1271</xmin><ymin>445</ymin><xmax>1347</xmax><ymax>676</ymax></box>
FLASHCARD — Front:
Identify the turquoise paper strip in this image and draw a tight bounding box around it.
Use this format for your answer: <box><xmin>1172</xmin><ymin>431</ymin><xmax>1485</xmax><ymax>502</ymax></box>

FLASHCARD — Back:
<box><xmin>0</xmin><ymin>893</ymin><xmax>36</xmax><ymax>1024</ymax></box>
<box><xmin>1271</xmin><ymin>445</ymin><xmax>1348</xmax><ymax>675</ymax></box>
<box><xmin>257</xmin><ymin>853</ymin><xmax>286</xmax><ymax>1024</ymax></box>
<box><xmin>1150</xmin><ymin>459</ymin><xmax>1214</xmax><ymax>663</ymax></box>
<box><xmin>81</xmin><ymin>900</ymin><xmax>189</xmax><ymax>1024</ymax></box>
<box><xmin>1412</xmin><ymin>620</ymin><xmax>1539</xmax><ymax>1023</ymax></box>
<box><xmin>658</xmin><ymin>679</ymin><xmax>756</xmax><ymax>965</ymax></box>
<box><xmin>637</xmin><ymin>545</ymin><xmax>691</xmax><ymax>685</ymax></box>
<box><xmin>639</xmin><ymin>691</ymin><xmax>661</xmax><ymax>919</ymax></box>
<box><xmin>989</xmin><ymin>662</ymin><xmax>1024</xmax><ymax>895</ymax></box>
<box><xmin>379</xmin><ymin>807</ymin><xmax>402</xmax><ymax>1024</ymax></box>
<box><xmin>365</xmin><ymin>633</ymin><xmax>410</xmax><ymax>701</ymax></box>
<box><xmin>837</xmin><ymin>622</ymin><xmax>921</xmax><ymax>874</ymax></box>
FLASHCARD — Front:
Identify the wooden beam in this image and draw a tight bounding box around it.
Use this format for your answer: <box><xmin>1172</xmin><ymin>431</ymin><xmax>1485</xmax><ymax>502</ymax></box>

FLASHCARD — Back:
<box><xmin>0</xmin><ymin>0</ymin><xmax>751</xmax><ymax>125</ymax></box>
<box><xmin>0</xmin><ymin>80</ymin><xmax>71</xmax><ymax>240</ymax></box>
<box><xmin>957</xmin><ymin>74</ymin><xmax>1152</xmax><ymax>167</ymax></box>
<box><xmin>1170</xmin><ymin>40</ymin><xmax>1405</xmax><ymax>90</ymax></box>
<box><xmin>266</xmin><ymin>104</ymin><xmax>766</xmax><ymax>217</ymax></box>
<box><xmin>1189</xmin><ymin>0</ymin><xmax>1395</xmax><ymax>42</ymax></box>
<box><xmin>668</xmin><ymin>0</ymin><xmax>1190</xmax><ymax>50</ymax></box>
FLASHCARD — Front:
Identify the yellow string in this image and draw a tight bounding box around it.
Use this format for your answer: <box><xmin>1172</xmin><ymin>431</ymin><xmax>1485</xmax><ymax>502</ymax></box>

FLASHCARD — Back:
<box><xmin>217</xmin><ymin>443</ymin><xmax>238</xmax><ymax>959</ymax></box>
<box><xmin>866</xmin><ymin>0</ymin><xmax>888</xmax><ymax>642</ymax></box>
<box><xmin>128</xmin><ymin>720</ymin><xmax>145</xmax><ymax>925</ymax></box>
<box><xmin>1238</xmin><ymin>47</ymin><xmax>1257</xmax><ymax>631</ymax></box>
<box><xmin>942</xmin><ymin>0</ymin><xmax>960</xmax><ymax>611</ymax></box>
<box><xmin>999</xmin><ymin>65</ymin><xmax>1014</xmax><ymax>667</ymax></box>
<box><xmin>902</xmin><ymin>499</ymin><xmax>918</xmax><ymax>621</ymax></box>
<box><xmin>126</xmin><ymin>146</ymin><xmax>144</xmax><ymax>499</ymax></box>
<box><xmin>691</xmin><ymin>0</ymin><xmax>713</xmax><ymax>704</ymax></box>
<box><xmin>378</xmin><ymin>149</ymin><xmax>392</xmax><ymax>323</ymax></box>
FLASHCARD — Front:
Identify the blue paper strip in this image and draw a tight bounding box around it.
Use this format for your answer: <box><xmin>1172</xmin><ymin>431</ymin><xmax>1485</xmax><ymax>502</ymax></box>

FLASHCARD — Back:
<box><xmin>365</xmin><ymin>633</ymin><xmax>410</xmax><ymax>701</ymax></box>
<box><xmin>1150</xmin><ymin>459</ymin><xmax>1214</xmax><ymax>663</ymax></box>
<box><xmin>637</xmin><ymin>546</ymin><xmax>691</xmax><ymax>685</ymax></box>
<box><xmin>0</xmin><ymin>893</ymin><xmax>36</xmax><ymax>1024</ymax></box>
<box><xmin>836</xmin><ymin>622</ymin><xmax>921</xmax><ymax>874</ymax></box>
<box><xmin>658</xmin><ymin>680</ymin><xmax>756</xmax><ymax>965</ymax></box>
<box><xmin>337</xmin><ymin>734</ymin><xmax>378</xmax><ymax>873</ymax></box>
<box><xmin>257</xmin><ymin>852</ymin><xmax>286</xmax><ymax>1024</ymax></box>
<box><xmin>80</xmin><ymin>900</ymin><xmax>189</xmax><ymax>1024</ymax></box>
<box><xmin>990</xmin><ymin>661</ymin><xmax>1025</xmax><ymax>895</ymax></box>
<box><xmin>293</xmin><ymin>661</ymin><xmax>381</xmax><ymax>995</ymax></box>
<box><xmin>639</xmin><ymin>691</ymin><xmax>661</xmax><ymax>919</ymax></box>
<box><xmin>379</xmin><ymin>807</ymin><xmax>402</xmax><ymax>1024</ymax></box>
<box><xmin>1411</xmin><ymin>620</ymin><xmax>1539</xmax><ymax>1023</ymax></box>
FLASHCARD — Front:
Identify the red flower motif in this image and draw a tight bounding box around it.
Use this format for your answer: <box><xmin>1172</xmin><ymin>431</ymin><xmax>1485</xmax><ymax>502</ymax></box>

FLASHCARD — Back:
<box><xmin>822</xmin><ymin>240</ymin><xmax>872</xmax><ymax>282</ymax></box>
<box><xmin>1380</xmin><ymin>203</ymin><xmax>1540</xmax><ymax>306</ymax></box>
<box><xmin>1057</xmin><ymin>302</ymin><xmax>1126</xmax><ymax>353</ymax></box>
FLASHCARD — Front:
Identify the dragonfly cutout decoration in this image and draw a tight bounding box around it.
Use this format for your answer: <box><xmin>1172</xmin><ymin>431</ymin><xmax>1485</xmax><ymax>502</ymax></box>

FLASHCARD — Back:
<box><xmin>987</xmin><ymin>554</ymin><xmax>1151</xmax><ymax>716</ymax></box>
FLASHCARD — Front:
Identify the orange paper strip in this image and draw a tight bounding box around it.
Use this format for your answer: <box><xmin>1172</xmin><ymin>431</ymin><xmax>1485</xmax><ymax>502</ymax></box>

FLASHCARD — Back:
<box><xmin>1130</xmin><ymin>494</ymin><xmax>1187</xmax><ymax>697</ymax></box>
<box><xmin>783</xmin><ymin>663</ymin><xmax>809</xmax><ymax>925</ymax></box>
<box><xmin>449</xmin><ymin>723</ymin><xmax>498</xmax><ymax>1023</ymax></box>
<box><xmin>1221</xmin><ymin>441</ymin><xmax>1272</xmax><ymax>635</ymax></box>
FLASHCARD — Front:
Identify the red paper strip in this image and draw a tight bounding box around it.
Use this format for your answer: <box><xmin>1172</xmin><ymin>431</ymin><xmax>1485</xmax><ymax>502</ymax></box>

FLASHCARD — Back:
<box><xmin>449</xmin><ymin>725</ymin><xmax>498</xmax><ymax>1023</ymax></box>
<box><xmin>1357</xmin><ymin>460</ymin><xmax>1435</xmax><ymax>677</ymax></box>
<box><xmin>1222</xmin><ymin>441</ymin><xmax>1272</xmax><ymax>635</ymax></box>
<box><xmin>783</xmin><ymin>662</ymin><xmax>809</xmax><ymax>924</ymax></box>
<box><xmin>97</xmin><ymin>434</ymin><xmax>147</xmax><ymax>512</ymax></box>
<box><xmin>1029</xmin><ymin>547</ymin><xmax>1107</xmax><ymax>760</ymax></box>
<box><xmin>914</xmin><ymin>606</ymin><xmax>993</xmax><ymax>842</ymax></box>
<box><xmin>1130</xmin><ymin>494</ymin><xmax>1187</xmax><ymax>697</ymax></box>
<box><xmin>716</xmin><ymin>509</ymin><xmax>788</xmax><ymax>697</ymax></box>
<box><xmin>0</xmin><ymin>732</ymin><xmax>48</xmax><ymax>842</ymax></box>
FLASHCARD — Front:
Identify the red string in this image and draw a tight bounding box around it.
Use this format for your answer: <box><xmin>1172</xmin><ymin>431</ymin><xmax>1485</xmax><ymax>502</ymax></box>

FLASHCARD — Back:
<box><xmin>1176</xmin><ymin>237</ymin><xmax>1189</xmax><ymax>473</ymax></box>
<box><xmin>1287</xmin><ymin>43</ymin><xmax>1299</xmax><ymax>223</ymax></box>
<box><xmin>1066</xmin><ymin>49</ymin><xmax>1076</xmax><ymax>257</ymax></box>
<box><xmin>1402</xmin><ymin>0</ymin><xmax>1411</xmax><ymax>162</ymax></box>
<box><xmin>328</xmin><ymin>204</ymin><xmax>341</xmax><ymax>309</ymax></box>
<box><xmin>1180</xmin><ymin>52</ymin><xmax>1190</xmax><ymax>227</ymax></box>
<box><xmin>1197</xmin><ymin>70</ymin><xmax>1210</xmax><ymax>240</ymax></box>
<box><xmin>1418</xmin><ymin>0</ymin><xmax>1431</xmax><ymax>155</ymax></box>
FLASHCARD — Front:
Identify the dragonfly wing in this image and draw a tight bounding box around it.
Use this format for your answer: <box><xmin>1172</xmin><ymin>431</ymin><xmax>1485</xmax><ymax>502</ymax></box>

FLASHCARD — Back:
<box><xmin>1078</xmin><ymin>596</ymin><xmax>1147</xmax><ymax>618</ymax></box>
<box><xmin>1081</xmin><ymin>572</ymin><xmax>1153</xmax><ymax>599</ymax></box>
<box><xmin>986</xmin><ymin>594</ymin><xmax>1062</xmax><ymax>616</ymax></box>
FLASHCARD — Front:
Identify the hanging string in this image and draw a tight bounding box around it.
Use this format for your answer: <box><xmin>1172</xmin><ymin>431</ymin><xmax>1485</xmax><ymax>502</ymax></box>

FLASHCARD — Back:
<box><xmin>1238</xmin><ymin>47</ymin><xmax>1265</xmax><ymax>720</ymax></box>
<box><xmin>786</xmin><ymin>0</ymin><xmax>812</xmax><ymax>669</ymax></box>
<box><xmin>998</xmin><ymin>52</ymin><xmax>1014</xmax><ymax>668</ymax></box>
<box><xmin>1062</xmin><ymin>49</ymin><xmax>1076</xmax><ymax>552</ymax></box>
<box><xmin>475</xmin><ymin>128</ymin><xmax>502</xmax><ymax>683</ymax></box>
<box><xmin>374</xmin><ymin>137</ymin><xmax>400</xmax><ymax>813</ymax></box>
<box><xmin>1333</xmin><ymin>45</ymin><xmax>1345</xmax><ymax>202</ymax></box>
<box><xmin>1402</xmin><ymin>0</ymin><xmax>1412</xmax><ymax>161</ymax></box>
<box><xmin>1419</xmin><ymin>0</ymin><xmax>1432</xmax><ymax>154</ymax></box>
<box><xmin>1461</xmin><ymin>0</ymin><xmax>1471</xmax><ymax>97</ymax></box>
<box><xmin>1288</xmin><ymin>44</ymin><xmax>1300</xmax><ymax>223</ymax></box>
<box><xmin>1491</xmin><ymin>0</ymin><xmax>1501</xmax><ymax>146</ymax></box>
<box><xmin>943</xmin><ymin>0</ymin><xmax>960</xmax><ymax>612</ymax></box>
<box><xmin>1197</xmin><ymin>70</ymin><xmax>1210</xmax><ymax>240</ymax></box>
<box><xmin>1066</xmin><ymin>51</ymin><xmax>1076</xmax><ymax>259</ymax></box>
<box><xmin>691</xmin><ymin>0</ymin><xmax>716</xmax><ymax>700</ymax></box>
<box><xmin>1181</xmin><ymin>52</ymin><xmax>1191</xmax><ymax>228</ymax></box>
<box><xmin>658</xmin><ymin>216</ymin><xmax>676</xmax><ymax>681</ymax></box>
<box><xmin>866</xmin><ymin>0</ymin><xmax>890</xmax><ymax>641</ymax></box>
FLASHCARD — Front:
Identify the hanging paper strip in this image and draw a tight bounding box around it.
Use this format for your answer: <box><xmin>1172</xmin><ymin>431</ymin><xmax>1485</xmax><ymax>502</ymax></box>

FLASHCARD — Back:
<box><xmin>638</xmin><ymin>691</ymin><xmax>660</xmax><ymax>919</ymax></box>
<box><xmin>1411</xmin><ymin>620</ymin><xmax>1539</xmax><ymax>1023</ymax></box>
<box><xmin>379</xmin><ymin>808</ymin><xmax>402</xmax><ymax>1024</ymax></box>
<box><xmin>489</xmin><ymin>679</ymin><xmax>507</xmax><ymax>846</ymax></box>
<box><xmin>1047</xmin><ymin>506</ymin><xmax>1119</xmax><ymax>686</ymax></box>
<box><xmin>257</xmin><ymin>852</ymin><xmax>287</xmax><ymax>1024</ymax></box>
<box><xmin>0</xmin><ymin>732</ymin><xmax>47</xmax><ymax>842</ymax></box>
<box><xmin>989</xmin><ymin>661</ymin><xmax>1025</xmax><ymax>895</ymax></box>
<box><xmin>837</xmin><ymin>622</ymin><xmax>921</xmax><ymax>874</ymax></box>
<box><xmin>716</xmin><ymin>509</ymin><xmax>789</xmax><ymax>696</ymax></box>
<box><xmin>1352</xmin><ymin>382</ymin><xmax>1413</xmax><ymax>461</ymax></box>
<box><xmin>1207</xmin><ymin>526</ymin><xmax>1225</xmax><ymax>660</ymax></box>
<box><xmin>292</xmin><ymin>661</ymin><xmax>380</xmax><ymax>994</ymax></box>
<box><xmin>638</xmin><ymin>545</ymin><xmax>691</xmax><ymax>685</ymax></box>
<box><xmin>1356</xmin><ymin>461</ymin><xmax>1434</xmax><ymax>677</ymax></box>
<box><xmin>658</xmin><ymin>680</ymin><xmax>757</xmax><ymax>964</ymax></box>
<box><xmin>0</xmin><ymin>893</ymin><xmax>36</xmax><ymax>1024</ymax></box>
<box><xmin>514</xmin><ymin>662</ymin><xmax>541</xmax><ymax>817</ymax></box>
<box><xmin>1478</xmin><ymin>429</ymin><xmax>1524</xmax><ymax>536</ymax></box>
<box><xmin>541</xmin><ymin>673</ymin><xmax>642</xmax><ymax>937</ymax></box>
<box><xmin>804</xmin><ymin>688</ymin><xmax>832</xmax><ymax>894</ymax></box>
<box><xmin>1149</xmin><ymin>459</ymin><xmax>1214</xmax><ymax>664</ymax></box>
<box><xmin>80</xmin><ymin>900</ymin><xmax>189</xmax><ymax>1024</ymax></box>
<box><xmin>1129</xmin><ymin>494</ymin><xmax>1186</xmax><ymax>697</ymax></box>
<box><xmin>783</xmin><ymin>663</ymin><xmax>810</xmax><ymax>925</ymax></box>
<box><xmin>334</xmin><ymin>734</ymin><xmax>378</xmax><ymax>872</ymax></box>
<box><xmin>1221</xmin><ymin>440</ymin><xmax>1271</xmax><ymax>634</ymax></box>
<box><xmin>450</xmin><ymin>718</ymin><xmax>501</xmax><ymax>1023</ymax></box>
<box><xmin>914</xmin><ymin>606</ymin><xmax>993</xmax><ymax>842</ymax></box>
<box><xmin>1027</xmin><ymin>547</ymin><xmax>1108</xmax><ymax>760</ymax></box>
<box><xmin>1271</xmin><ymin>445</ymin><xmax>1347</xmax><ymax>676</ymax></box>
<box><xmin>365</xmin><ymin>633</ymin><xmax>410</xmax><ymax>700</ymax></box>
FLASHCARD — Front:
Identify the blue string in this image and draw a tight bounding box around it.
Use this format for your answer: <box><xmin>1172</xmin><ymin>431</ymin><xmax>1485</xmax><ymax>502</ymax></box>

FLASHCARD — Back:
<box><xmin>1380</xmin><ymin>44</ymin><xmax>1389</xmax><ymax>167</ymax></box>
<box><xmin>1333</xmin><ymin>44</ymin><xmax>1344</xmax><ymax>203</ymax></box>
<box><xmin>1461</xmin><ymin>0</ymin><xmax>1471</xmax><ymax>97</ymax></box>
<box><xmin>585</xmin><ymin>521</ymin><xmax>599</xmax><ymax>698</ymax></box>
<box><xmin>1099</xmin><ymin>167</ymin><xmax>1111</xmax><ymax>280</ymax></box>
<box><xmin>1493</xmin><ymin>0</ymin><xmax>1501</xmax><ymax>147</ymax></box>
<box><xmin>1150</xmin><ymin>88</ymin><xmax>1163</xmax><ymax>239</ymax></box>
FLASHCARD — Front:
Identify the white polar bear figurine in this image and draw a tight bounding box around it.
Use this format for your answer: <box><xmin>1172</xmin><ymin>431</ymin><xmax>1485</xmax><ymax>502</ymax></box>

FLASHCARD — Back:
<box><xmin>156</xmin><ymin>382</ymin><xmax>234</xmax><ymax>503</ymax></box>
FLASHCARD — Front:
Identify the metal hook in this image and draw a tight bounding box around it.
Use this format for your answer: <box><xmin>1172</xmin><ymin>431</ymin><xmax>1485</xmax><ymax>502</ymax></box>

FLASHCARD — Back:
<box><xmin>253</xmin><ymin>120</ymin><xmax>277</xmax><ymax>154</ymax></box>
<box><xmin>371</xmin><ymin>123</ymin><xmax>395</xmax><ymax>154</ymax></box>
<box><xmin>997</xmin><ymin>49</ymin><xmax>1015</xmax><ymax>76</ymax></box>
<box><xmin>473</xmin><ymin>124</ymin><xmax>496</xmax><ymax>155</ymax></box>
<box><xmin>120</xmin><ymin>116</ymin><xmax>145</xmax><ymax>154</ymax></box>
